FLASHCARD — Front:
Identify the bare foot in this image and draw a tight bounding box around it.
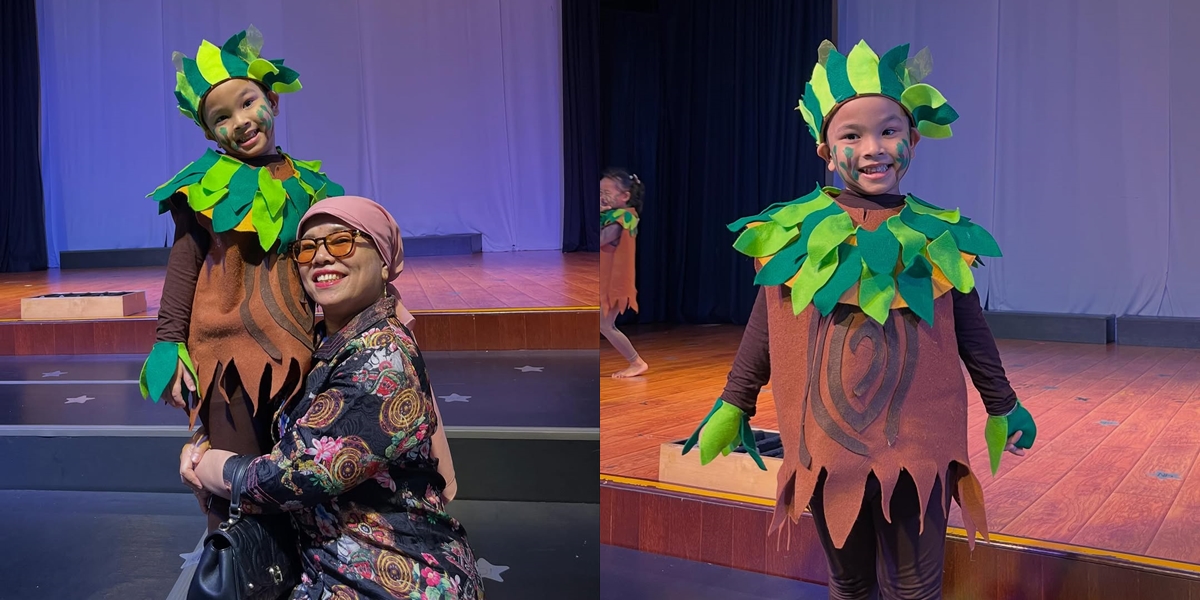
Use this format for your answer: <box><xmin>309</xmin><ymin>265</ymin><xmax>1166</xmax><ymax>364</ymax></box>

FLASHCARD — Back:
<box><xmin>612</xmin><ymin>358</ymin><xmax>649</xmax><ymax>378</ymax></box>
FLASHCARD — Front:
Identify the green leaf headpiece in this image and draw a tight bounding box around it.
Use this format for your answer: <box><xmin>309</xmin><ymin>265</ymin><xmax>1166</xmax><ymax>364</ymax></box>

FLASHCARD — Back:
<box><xmin>797</xmin><ymin>40</ymin><xmax>958</xmax><ymax>146</ymax></box>
<box><xmin>171</xmin><ymin>25</ymin><xmax>301</xmax><ymax>128</ymax></box>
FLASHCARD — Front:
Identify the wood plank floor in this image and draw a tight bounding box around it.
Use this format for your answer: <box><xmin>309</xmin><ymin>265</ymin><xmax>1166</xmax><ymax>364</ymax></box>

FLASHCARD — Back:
<box><xmin>600</xmin><ymin>324</ymin><xmax>1200</xmax><ymax>564</ymax></box>
<box><xmin>0</xmin><ymin>251</ymin><xmax>598</xmax><ymax>320</ymax></box>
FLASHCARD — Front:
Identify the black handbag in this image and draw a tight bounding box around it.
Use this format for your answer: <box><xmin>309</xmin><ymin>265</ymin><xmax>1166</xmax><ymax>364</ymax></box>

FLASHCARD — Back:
<box><xmin>188</xmin><ymin>458</ymin><xmax>301</xmax><ymax>600</ymax></box>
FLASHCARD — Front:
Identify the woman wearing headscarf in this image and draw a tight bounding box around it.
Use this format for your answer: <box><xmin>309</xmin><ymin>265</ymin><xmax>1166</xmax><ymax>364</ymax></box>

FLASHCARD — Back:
<box><xmin>192</xmin><ymin>196</ymin><xmax>483</xmax><ymax>599</ymax></box>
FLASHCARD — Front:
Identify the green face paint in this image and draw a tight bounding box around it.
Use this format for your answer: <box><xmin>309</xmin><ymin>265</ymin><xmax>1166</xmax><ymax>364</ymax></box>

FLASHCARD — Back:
<box><xmin>255</xmin><ymin>104</ymin><xmax>275</xmax><ymax>135</ymax></box>
<box><xmin>894</xmin><ymin>138</ymin><xmax>910</xmax><ymax>172</ymax></box>
<box><xmin>838</xmin><ymin>146</ymin><xmax>859</xmax><ymax>182</ymax></box>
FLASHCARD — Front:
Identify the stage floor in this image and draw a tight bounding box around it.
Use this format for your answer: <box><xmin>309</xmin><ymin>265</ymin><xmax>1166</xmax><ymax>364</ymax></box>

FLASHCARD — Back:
<box><xmin>0</xmin><ymin>250</ymin><xmax>598</xmax><ymax>320</ymax></box>
<box><xmin>601</xmin><ymin>325</ymin><xmax>1200</xmax><ymax>566</ymax></box>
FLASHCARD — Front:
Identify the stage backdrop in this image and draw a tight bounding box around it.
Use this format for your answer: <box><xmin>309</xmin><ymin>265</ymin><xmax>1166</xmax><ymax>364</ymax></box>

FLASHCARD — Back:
<box><xmin>36</xmin><ymin>0</ymin><xmax>563</xmax><ymax>266</ymax></box>
<box><xmin>839</xmin><ymin>0</ymin><xmax>1200</xmax><ymax>318</ymax></box>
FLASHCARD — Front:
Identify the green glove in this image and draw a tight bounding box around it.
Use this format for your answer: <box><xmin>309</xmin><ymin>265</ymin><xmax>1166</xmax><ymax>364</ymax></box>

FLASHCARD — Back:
<box><xmin>984</xmin><ymin>400</ymin><xmax>1037</xmax><ymax>475</ymax></box>
<box><xmin>681</xmin><ymin>399</ymin><xmax>767</xmax><ymax>470</ymax></box>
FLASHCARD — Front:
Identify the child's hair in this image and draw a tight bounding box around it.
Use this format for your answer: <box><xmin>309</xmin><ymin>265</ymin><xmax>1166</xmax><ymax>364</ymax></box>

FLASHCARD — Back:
<box><xmin>602</xmin><ymin>168</ymin><xmax>645</xmax><ymax>212</ymax></box>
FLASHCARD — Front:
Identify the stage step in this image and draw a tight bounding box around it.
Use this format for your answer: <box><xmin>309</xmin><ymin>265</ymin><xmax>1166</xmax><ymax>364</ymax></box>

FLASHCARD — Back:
<box><xmin>0</xmin><ymin>308</ymin><xmax>599</xmax><ymax>354</ymax></box>
<box><xmin>601</xmin><ymin>545</ymin><xmax>827</xmax><ymax>599</ymax></box>
<box><xmin>0</xmin><ymin>426</ymin><xmax>597</xmax><ymax>503</ymax></box>
<box><xmin>0</xmin><ymin>350</ymin><xmax>598</xmax><ymax>502</ymax></box>
<box><xmin>0</xmin><ymin>490</ymin><xmax>598</xmax><ymax>600</ymax></box>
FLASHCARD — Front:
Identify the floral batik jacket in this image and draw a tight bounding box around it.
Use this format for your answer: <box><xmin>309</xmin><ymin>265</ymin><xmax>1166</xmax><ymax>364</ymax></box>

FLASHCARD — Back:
<box><xmin>223</xmin><ymin>296</ymin><xmax>484</xmax><ymax>600</ymax></box>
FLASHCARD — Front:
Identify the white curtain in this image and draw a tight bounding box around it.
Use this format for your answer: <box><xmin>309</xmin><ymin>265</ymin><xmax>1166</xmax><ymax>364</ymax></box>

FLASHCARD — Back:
<box><xmin>840</xmin><ymin>0</ymin><xmax>1199</xmax><ymax>317</ymax></box>
<box><xmin>37</xmin><ymin>0</ymin><xmax>564</xmax><ymax>266</ymax></box>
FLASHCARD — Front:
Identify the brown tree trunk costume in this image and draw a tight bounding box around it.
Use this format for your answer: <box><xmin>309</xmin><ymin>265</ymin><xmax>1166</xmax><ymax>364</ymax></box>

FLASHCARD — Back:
<box><xmin>600</xmin><ymin>208</ymin><xmax>639</xmax><ymax>317</ymax></box>
<box><xmin>762</xmin><ymin>204</ymin><xmax>988</xmax><ymax>549</ymax></box>
<box><xmin>156</xmin><ymin>157</ymin><xmax>314</xmax><ymax>530</ymax></box>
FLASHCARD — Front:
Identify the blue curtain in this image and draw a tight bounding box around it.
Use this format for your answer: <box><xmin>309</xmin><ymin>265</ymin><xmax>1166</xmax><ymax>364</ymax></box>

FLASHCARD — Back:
<box><xmin>562</xmin><ymin>0</ymin><xmax>603</xmax><ymax>252</ymax></box>
<box><xmin>0</xmin><ymin>0</ymin><xmax>48</xmax><ymax>272</ymax></box>
<box><xmin>599</xmin><ymin>0</ymin><xmax>833</xmax><ymax>323</ymax></box>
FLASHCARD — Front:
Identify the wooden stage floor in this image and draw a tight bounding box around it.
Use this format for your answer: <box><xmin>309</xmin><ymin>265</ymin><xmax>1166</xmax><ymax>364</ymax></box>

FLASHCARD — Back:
<box><xmin>601</xmin><ymin>324</ymin><xmax>1200</xmax><ymax>566</ymax></box>
<box><xmin>0</xmin><ymin>251</ymin><xmax>599</xmax><ymax>354</ymax></box>
<box><xmin>0</xmin><ymin>251</ymin><xmax>598</xmax><ymax>319</ymax></box>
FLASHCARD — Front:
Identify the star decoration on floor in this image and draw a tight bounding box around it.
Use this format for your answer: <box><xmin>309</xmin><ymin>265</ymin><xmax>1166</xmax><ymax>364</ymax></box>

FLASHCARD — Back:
<box><xmin>514</xmin><ymin>365</ymin><xmax>544</xmax><ymax>373</ymax></box>
<box><xmin>42</xmin><ymin>371</ymin><xmax>66</xmax><ymax>377</ymax></box>
<box><xmin>439</xmin><ymin>393</ymin><xmax>471</xmax><ymax>403</ymax></box>
<box><xmin>65</xmin><ymin>395</ymin><xmax>94</xmax><ymax>404</ymax></box>
<box><xmin>476</xmin><ymin>557</ymin><xmax>509</xmax><ymax>582</ymax></box>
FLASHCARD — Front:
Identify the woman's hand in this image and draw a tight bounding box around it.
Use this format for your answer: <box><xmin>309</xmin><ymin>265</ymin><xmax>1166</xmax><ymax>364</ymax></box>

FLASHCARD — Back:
<box><xmin>180</xmin><ymin>428</ymin><xmax>210</xmax><ymax>511</ymax></box>
<box><xmin>195</xmin><ymin>449</ymin><xmax>238</xmax><ymax>498</ymax></box>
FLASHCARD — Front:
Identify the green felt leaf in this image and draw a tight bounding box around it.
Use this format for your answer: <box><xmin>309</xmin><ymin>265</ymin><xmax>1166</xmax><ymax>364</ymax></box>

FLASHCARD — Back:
<box><xmin>324</xmin><ymin>179</ymin><xmax>345</xmax><ymax>198</ymax></box>
<box><xmin>805</xmin><ymin>211</ymin><xmax>855</xmax><ymax>262</ymax></box>
<box><xmin>738</xmin><ymin>418</ymin><xmax>767</xmax><ymax>471</ymax></box>
<box><xmin>1007</xmin><ymin>401</ymin><xmax>1037</xmax><ymax>449</ymax></box>
<box><xmin>140</xmin><ymin>342</ymin><xmax>183</xmax><ymax>403</ymax></box>
<box><xmin>896</xmin><ymin>255</ymin><xmax>934</xmax><ymax>323</ymax></box>
<box><xmin>900</xmin><ymin>83</ymin><xmax>948</xmax><ymax>114</ymax></box>
<box><xmin>211</xmin><ymin>186</ymin><xmax>253</xmax><ymax>232</ymax></box>
<box><xmin>813</xmin><ymin>244</ymin><xmax>861</xmax><ymax>315</ymax></box>
<box><xmin>950</xmin><ymin>221</ymin><xmax>1003</xmax><ymax>257</ymax></box>
<box><xmin>754</xmin><ymin>237</ymin><xmax>809</xmax><ymax>286</ymax></box>
<box><xmin>877</xmin><ymin>43</ymin><xmax>909</xmax><ymax>99</ymax></box>
<box><xmin>985</xmin><ymin>414</ymin><xmax>1007</xmax><ymax>475</ymax></box>
<box><xmin>905</xmin><ymin>195</ymin><xmax>960</xmax><ymax>223</ymax></box>
<box><xmin>733</xmin><ymin>222</ymin><xmax>799</xmax><ymax>258</ymax></box>
<box><xmin>825</xmin><ymin>49</ymin><xmax>854</xmax><ymax>102</ymax></box>
<box><xmin>900</xmin><ymin>209</ymin><xmax>951</xmax><ymax>241</ymax></box>
<box><xmin>927</xmin><ymin>231</ymin><xmax>974</xmax><ymax>292</ymax></box>
<box><xmin>802</xmin><ymin>83</ymin><xmax>824</xmax><ymax>141</ymax></box>
<box><xmin>911</xmin><ymin>102</ymin><xmax>960</xmax><ymax>127</ymax></box>
<box><xmin>791</xmin><ymin>250</ymin><xmax>839</xmax><ymax>315</ymax></box>
<box><xmin>251</xmin><ymin>191</ymin><xmax>284</xmax><ymax>250</ymax></box>
<box><xmin>682</xmin><ymin>398</ymin><xmax>724</xmax><ymax>455</ymax></box>
<box><xmin>858</xmin><ymin>262</ymin><xmax>896</xmax><ymax>324</ymax></box>
<box><xmin>770</xmin><ymin>194</ymin><xmax>833</xmax><ymax>228</ymax></box>
<box><xmin>887</xmin><ymin>215</ymin><xmax>927</xmax><ymax>268</ymax></box>
<box><xmin>258</xmin><ymin>167</ymin><xmax>287</xmax><ymax>217</ymax></box>
<box><xmin>845</xmin><ymin>41</ymin><xmax>882</xmax><ymax>94</ymax></box>
<box><xmin>291</xmin><ymin>158</ymin><xmax>323</xmax><ymax>173</ymax></box>
<box><xmin>856</xmin><ymin>224</ymin><xmax>900</xmax><ymax>275</ymax></box>
<box><xmin>186</xmin><ymin>184</ymin><xmax>227</xmax><ymax>212</ymax></box>
<box><xmin>698</xmin><ymin>401</ymin><xmax>744</xmax><ymax>465</ymax></box>
<box><xmin>226</xmin><ymin>165</ymin><xmax>260</xmax><ymax>208</ymax></box>
<box><xmin>150</xmin><ymin>150</ymin><xmax>219</xmax><ymax>200</ymax></box>
<box><xmin>200</xmin><ymin>157</ymin><xmax>244</xmax><ymax>194</ymax></box>
<box><xmin>917</xmin><ymin>121</ymin><xmax>952</xmax><ymax>139</ymax></box>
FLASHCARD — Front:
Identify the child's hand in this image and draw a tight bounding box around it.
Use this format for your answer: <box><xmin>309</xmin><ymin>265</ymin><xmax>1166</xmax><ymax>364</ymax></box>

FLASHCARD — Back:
<box><xmin>166</xmin><ymin>358</ymin><xmax>197</xmax><ymax>409</ymax></box>
<box><xmin>1005</xmin><ymin>430</ymin><xmax>1026</xmax><ymax>456</ymax></box>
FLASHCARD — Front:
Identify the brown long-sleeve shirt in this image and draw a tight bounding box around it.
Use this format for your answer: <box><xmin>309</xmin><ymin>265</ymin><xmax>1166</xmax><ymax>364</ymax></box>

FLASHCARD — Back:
<box><xmin>721</xmin><ymin>191</ymin><xmax>1017</xmax><ymax>418</ymax></box>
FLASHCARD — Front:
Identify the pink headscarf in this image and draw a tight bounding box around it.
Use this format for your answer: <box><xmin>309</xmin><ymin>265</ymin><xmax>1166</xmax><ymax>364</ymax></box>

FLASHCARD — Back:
<box><xmin>297</xmin><ymin>196</ymin><xmax>415</xmax><ymax>327</ymax></box>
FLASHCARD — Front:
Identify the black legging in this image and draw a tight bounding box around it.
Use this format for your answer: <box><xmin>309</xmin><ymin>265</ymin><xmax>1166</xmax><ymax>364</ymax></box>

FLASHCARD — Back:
<box><xmin>808</xmin><ymin>468</ymin><xmax>954</xmax><ymax>600</ymax></box>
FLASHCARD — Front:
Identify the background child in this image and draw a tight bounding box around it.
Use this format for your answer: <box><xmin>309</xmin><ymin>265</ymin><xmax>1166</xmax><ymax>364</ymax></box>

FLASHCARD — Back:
<box><xmin>600</xmin><ymin>168</ymin><xmax>649</xmax><ymax>378</ymax></box>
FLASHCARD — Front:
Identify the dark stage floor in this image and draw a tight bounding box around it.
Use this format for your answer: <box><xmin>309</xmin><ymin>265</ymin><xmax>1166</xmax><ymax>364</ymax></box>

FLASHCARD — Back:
<box><xmin>600</xmin><ymin>545</ymin><xmax>826</xmax><ymax>599</ymax></box>
<box><xmin>0</xmin><ymin>349</ymin><xmax>598</xmax><ymax>429</ymax></box>
<box><xmin>0</xmin><ymin>491</ymin><xmax>599</xmax><ymax>600</ymax></box>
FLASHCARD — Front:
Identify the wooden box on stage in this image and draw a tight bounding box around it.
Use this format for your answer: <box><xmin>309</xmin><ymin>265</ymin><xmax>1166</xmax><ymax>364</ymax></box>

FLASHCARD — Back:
<box><xmin>658</xmin><ymin>429</ymin><xmax>782</xmax><ymax>501</ymax></box>
<box><xmin>20</xmin><ymin>291</ymin><xmax>147</xmax><ymax>320</ymax></box>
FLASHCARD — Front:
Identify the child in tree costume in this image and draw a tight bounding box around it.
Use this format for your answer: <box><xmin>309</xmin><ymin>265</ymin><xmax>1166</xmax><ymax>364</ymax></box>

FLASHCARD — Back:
<box><xmin>138</xmin><ymin>26</ymin><xmax>342</xmax><ymax>531</ymax></box>
<box><xmin>683</xmin><ymin>40</ymin><xmax>1038</xmax><ymax>599</ymax></box>
<box><xmin>600</xmin><ymin>169</ymin><xmax>649</xmax><ymax>378</ymax></box>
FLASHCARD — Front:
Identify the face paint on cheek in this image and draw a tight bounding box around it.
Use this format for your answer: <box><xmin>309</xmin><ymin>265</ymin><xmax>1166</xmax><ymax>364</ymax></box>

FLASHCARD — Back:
<box><xmin>255</xmin><ymin>104</ymin><xmax>275</xmax><ymax>134</ymax></box>
<box><xmin>216</xmin><ymin>126</ymin><xmax>232</xmax><ymax>148</ymax></box>
<box><xmin>838</xmin><ymin>146</ymin><xmax>859</xmax><ymax>182</ymax></box>
<box><xmin>894</xmin><ymin>139</ymin><xmax>911</xmax><ymax>172</ymax></box>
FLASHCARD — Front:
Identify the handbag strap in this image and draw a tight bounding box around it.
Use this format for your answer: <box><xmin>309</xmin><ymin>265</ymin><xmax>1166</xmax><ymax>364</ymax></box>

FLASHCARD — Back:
<box><xmin>220</xmin><ymin>456</ymin><xmax>253</xmax><ymax>528</ymax></box>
